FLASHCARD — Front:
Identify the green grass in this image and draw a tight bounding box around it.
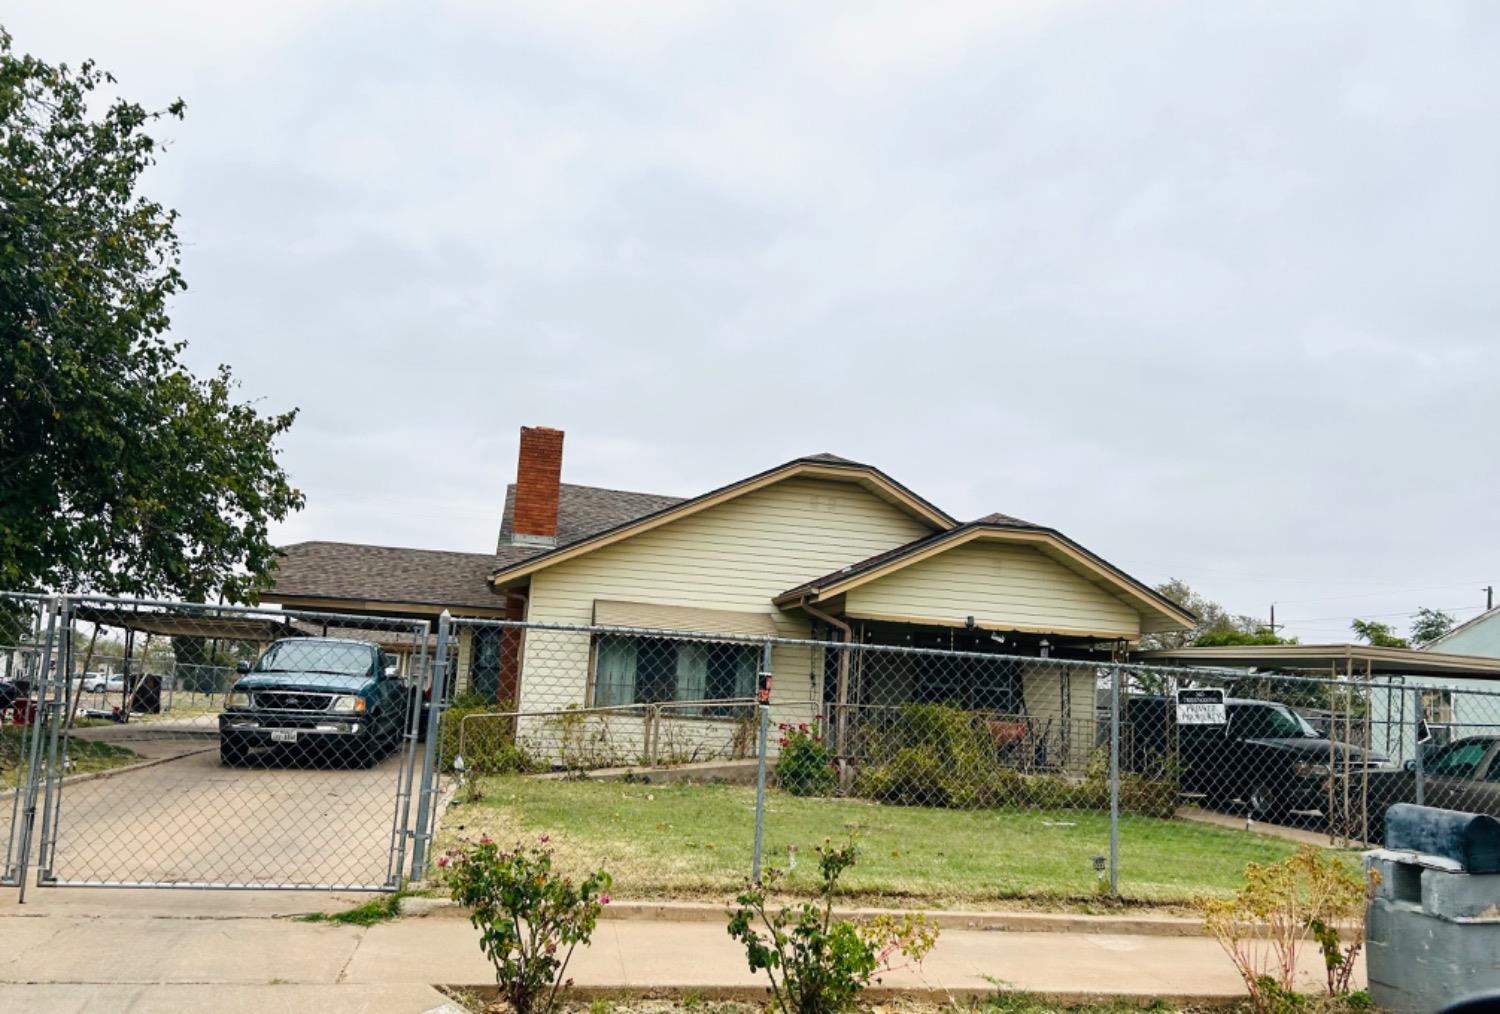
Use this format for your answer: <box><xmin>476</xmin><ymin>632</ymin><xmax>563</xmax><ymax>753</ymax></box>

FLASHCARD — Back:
<box><xmin>438</xmin><ymin>776</ymin><xmax>1358</xmax><ymax>907</ymax></box>
<box><xmin>295</xmin><ymin>891</ymin><xmax>406</xmax><ymax>926</ymax></box>
<box><xmin>0</xmin><ymin>726</ymin><xmax>139</xmax><ymax>784</ymax></box>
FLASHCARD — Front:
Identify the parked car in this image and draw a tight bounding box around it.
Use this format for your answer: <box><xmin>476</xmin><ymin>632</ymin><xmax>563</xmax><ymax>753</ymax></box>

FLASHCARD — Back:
<box><xmin>1366</xmin><ymin>736</ymin><xmax>1500</xmax><ymax>839</ymax></box>
<box><xmin>218</xmin><ymin>638</ymin><xmax>410</xmax><ymax>767</ymax></box>
<box><xmin>80</xmin><ymin>671</ymin><xmax>116</xmax><ymax>693</ymax></box>
<box><xmin>1127</xmin><ymin>695</ymin><xmax>1390</xmax><ymax>821</ymax></box>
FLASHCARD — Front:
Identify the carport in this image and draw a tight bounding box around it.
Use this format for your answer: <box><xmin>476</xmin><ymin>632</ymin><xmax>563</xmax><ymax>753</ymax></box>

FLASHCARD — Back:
<box><xmin>1137</xmin><ymin>642</ymin><xmax>1500</xmax><ymax>842</ymax></box>
<box><xmin>66</xmin><ymin>606</ymin><xmax>434</xmax><ymax>716</ymax></box>
<box><xmin>1136</xmin><ymin>641</ymin><xmax>1500</xmax><ymax>751</ymax></box>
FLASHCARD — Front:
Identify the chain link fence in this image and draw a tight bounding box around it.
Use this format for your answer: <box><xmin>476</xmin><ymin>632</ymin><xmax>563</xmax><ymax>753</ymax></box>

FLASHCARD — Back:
<box><xmin>432</xmin><ymin>617</ymin><xmax>1500</xmax><ymax>901</ymax></box>
<box><xmin>1</xmin><ymin>593</ymin><xmax>437</xmax><ymax>893</ymax></box>
<box><xmin>8</xmin><ymin>596</ymin><xmax>1500</xmax><ymax>902</ymax></box>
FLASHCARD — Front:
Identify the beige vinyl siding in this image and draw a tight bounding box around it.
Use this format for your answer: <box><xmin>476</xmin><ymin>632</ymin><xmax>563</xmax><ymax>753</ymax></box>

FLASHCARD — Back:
<box><xmin>843</xmin><ymin>540</ymin><xmax>1142</xmax><ymax>638</ymax></box>
<box><xmin>1021</xmin><ymin>665</ymin><xmax>1101</xmax><ymax>774</ymax></box>
<box><xmin>520</xmin><ymin>476</ymin><xmax>936</xmax><ymax>712</ymax></box>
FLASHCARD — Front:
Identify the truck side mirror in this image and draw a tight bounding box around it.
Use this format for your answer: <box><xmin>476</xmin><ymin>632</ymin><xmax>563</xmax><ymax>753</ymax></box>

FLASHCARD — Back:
<box><xmin>1404</xmin><ymin>759</ymin><xmax>1417</xmax><ymax>773</ymax></box>
<box><xmin>235</xmin><ymin>660</ymin><xmax>252</xmax><ymax>675</ymax></box>
<box><xmin>383</xmin><ymin>663</ymin><xmax>399</xmax><ymax>679</ymax></box>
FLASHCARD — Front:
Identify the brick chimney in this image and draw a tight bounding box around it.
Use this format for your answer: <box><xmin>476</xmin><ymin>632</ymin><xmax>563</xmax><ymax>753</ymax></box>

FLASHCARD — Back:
<box><xmin>511</xmin><ymin>426</ymin><xmax>564</xmax><ymax>547</ymax></box>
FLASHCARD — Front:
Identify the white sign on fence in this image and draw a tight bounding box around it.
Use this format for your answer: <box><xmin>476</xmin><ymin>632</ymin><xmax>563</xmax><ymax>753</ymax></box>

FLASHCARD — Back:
<box><xmin>1176</xmin><ymin>687</ymin><xmax>1227</xmax><ymax>725</ymax></box>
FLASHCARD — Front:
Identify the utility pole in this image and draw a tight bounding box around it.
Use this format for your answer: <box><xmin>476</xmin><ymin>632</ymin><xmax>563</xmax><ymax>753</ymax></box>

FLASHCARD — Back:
<box><xmin>1268</xmin><ymin>603</ymin><xmax>1283</xmax><ymax>637</ymax></box>
<box><xmin>1486</xmin><ymin>586</ymin><xmax>1494</xmax><ymax>612</ymax></box>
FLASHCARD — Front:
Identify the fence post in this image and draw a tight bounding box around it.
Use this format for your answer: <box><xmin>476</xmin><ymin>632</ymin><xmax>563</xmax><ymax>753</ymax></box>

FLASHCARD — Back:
<box><xmin>410</xmin><ymin>610</ymin><xmax>451</xmax><ymax>879</ymax></box>
<box><xmin>34</xmin><ymin>595</ymin><xmax>73</xmax><ymax>886</ymax></box>
<box><xmin>751</xmin><ymin>640</ymin><xmax>773</xmax><ymax>884</ymax></box>
<box><xmin>14</xmin><ymin>597</ymin><xmax>60</xmax><ymax>903</ymax></box>
<box><xmin>1412</xmin><ymin>686</ymin><xmax>1425</xmax><ymax>808</ymax></box>
<box><xmin>1108</xmin><ymin>664</ymin><xmax>1122</xmax><ymax>896</ymax></box>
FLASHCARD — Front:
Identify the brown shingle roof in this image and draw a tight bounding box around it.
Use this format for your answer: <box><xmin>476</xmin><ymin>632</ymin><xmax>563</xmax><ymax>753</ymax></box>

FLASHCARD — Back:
<box><xmin>497</xmin><ymin>483</ymin><xmax>685</xmax><ymax>551</ymax></box>
<box><xmin>270</xmin><ymin>481</ymin><xmax>685</xmax><ymax>611</ymax></box>
<box><xmin>268</xmin><ymin>541</ymin><xmax>542</xmax><ymax>611</ymax></box>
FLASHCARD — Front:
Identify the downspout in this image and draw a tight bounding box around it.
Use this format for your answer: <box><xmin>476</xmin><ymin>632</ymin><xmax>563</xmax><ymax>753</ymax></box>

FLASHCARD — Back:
<box><xmin>800</xmin><ymin>599</ymin><xmax>852</xmax><ymax>772</ymax></box>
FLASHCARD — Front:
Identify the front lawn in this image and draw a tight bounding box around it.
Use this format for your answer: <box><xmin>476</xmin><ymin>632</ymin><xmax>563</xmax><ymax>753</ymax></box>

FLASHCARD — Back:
<box><xmin>1</xmin><ymin>726</ymin><xmax>140</xmax><ymax>785</ymax></box>
<box><xmin>438</xmin><ymin>776</ymin><xmax>1356</xmax><ymax>907</ymax></box>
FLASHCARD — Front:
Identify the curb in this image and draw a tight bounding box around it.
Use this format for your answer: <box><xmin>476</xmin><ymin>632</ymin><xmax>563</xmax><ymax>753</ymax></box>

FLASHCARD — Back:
<box><xmin>404</xmin><ymin>896</ymin><xmax>1209</xmax><ymax>937</ymax></box>
<box><xmin>441</xmin><ymin>984</ymin><xmax>1244</xmax><ymax>1006</ymax></box>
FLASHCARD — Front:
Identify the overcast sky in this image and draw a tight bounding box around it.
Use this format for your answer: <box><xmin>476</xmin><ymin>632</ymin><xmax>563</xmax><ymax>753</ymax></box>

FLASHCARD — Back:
<box><xmin>12</xmin><ymin>2</ymin><xmax>1500</xmax><ymax>642</ymax></box>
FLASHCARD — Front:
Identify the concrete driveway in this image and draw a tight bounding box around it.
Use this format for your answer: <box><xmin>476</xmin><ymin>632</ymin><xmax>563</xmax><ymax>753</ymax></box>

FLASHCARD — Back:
<box><xmin>42</xmin><ymin>731</ymin><xmax>413</xmax><ymax>889</ymax></box>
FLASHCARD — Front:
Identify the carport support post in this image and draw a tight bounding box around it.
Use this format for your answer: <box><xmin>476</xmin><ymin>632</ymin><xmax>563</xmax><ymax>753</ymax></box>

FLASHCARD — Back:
<box><xmin>751</xmin><ymin>640</ymin><xmax>772</xmax><ymax>884</ymax></box>
<box><xmin>410</xmin><ymin>610</ymin><xmax>451</xmax><ymax>879</ymax></box>
<box><xmin>1108</xmin><ymin>664</ymin><xmax>1121</xmax><ymax>896</ymax></box>
<box><xmin>1412</xmin><ymin>686</ymin><xmax>1425</xmax><ymax>807</ymax></box>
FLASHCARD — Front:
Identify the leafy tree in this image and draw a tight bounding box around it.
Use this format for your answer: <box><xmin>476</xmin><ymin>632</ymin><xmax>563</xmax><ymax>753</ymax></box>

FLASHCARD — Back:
<box><xmin>1141</xmin><ymin>579</ymin><xmax>1291</xmax><ymax>651</ymax></box>
<box><xmin>1193</xmin><ymin>627</ymin><xmax>1294</xmax><ymax>648</ymax></box>
<box><xmin>1350</xmin><ymin>619</ymin><xmax>1408</xmax><ymax>649</ymax></box>
<box><xmin>1409</xmin><ymin>607</ymin><xmax>1456</xmax><ymax>647</ymax></box>
<box><xmin>0</xmin><ymin>30</ymin><xmax>302</xmax><ymax>603</ymax></box>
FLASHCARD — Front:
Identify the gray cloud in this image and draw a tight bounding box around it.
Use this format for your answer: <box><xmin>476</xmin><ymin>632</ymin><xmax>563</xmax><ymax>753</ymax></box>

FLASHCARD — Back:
<box><xmin>12</xmin><ymin>0</ymin><xmax>1500</xmax><ymax>639</ymax></box>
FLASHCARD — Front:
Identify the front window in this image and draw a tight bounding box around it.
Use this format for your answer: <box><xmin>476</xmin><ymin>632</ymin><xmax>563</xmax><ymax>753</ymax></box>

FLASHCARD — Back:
<box><xmin>1230</xmin><ymin>702</ymin><xmax>1318</xmax><ymax>739</ymax></box>
<box><xmin>253</xmin><ymin>641</ymin><xmax>375</xmax><ymax>677</ymax></box>
<box><xmin>593</xmin><ymin>635</ymin><xmax>758</xmax><ymax>713</ymax></box>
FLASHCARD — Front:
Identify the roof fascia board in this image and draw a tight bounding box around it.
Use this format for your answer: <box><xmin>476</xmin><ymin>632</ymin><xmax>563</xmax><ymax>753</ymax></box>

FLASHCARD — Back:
<box><xmin>489</xmin><ymin>460</ymin><xmax>954</xmax><ymax>588</ymax></box>
<box><xmin>777</xmin><ymin>526</ymin><xmax>1195</xmax><ymax>631</ymax></box>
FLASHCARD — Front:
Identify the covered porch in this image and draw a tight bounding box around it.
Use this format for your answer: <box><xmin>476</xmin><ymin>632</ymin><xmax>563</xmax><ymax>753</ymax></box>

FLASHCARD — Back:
<box><xmin>772</xmin><ymin>517</ymin><xmax>1196</xmax><ymax>775</ymax></box>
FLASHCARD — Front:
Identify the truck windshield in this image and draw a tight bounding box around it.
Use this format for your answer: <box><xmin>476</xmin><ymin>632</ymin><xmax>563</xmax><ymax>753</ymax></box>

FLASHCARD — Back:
<box><xmin>254</xmin><ymin>642</ymin><xmax>373</xmax><ymax>676</ymax></box>
<box><xmin>1230</xmin><ymin>703</ymin><xmax>1319</xmax><ymax>739</ymax></box>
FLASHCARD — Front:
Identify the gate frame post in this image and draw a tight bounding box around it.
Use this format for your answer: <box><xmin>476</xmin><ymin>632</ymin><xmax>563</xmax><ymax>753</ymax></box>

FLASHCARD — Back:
<box><xmin>410</xmin><ymin>610</ymin><xmax>451</xmax><ymax>879</ymax></box>
<box><xmin>34</xmin><ymin>595</ymin><xmax>74</xmax><ymax>889</ymax></box>
<box><xmin>13</xmin><ymin>596</ymin><xmax>61</xmax><ymax>902</ymax></box>
<box><xmin>386</xmin><ymin>619</ymin><xmax>431</xmax><ymax>888</ymax></box>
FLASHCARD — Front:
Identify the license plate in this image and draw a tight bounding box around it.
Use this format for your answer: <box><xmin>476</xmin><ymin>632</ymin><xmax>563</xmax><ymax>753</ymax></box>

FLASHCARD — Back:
<box><xmin>270</xmin><ymin>729</ymin><xmax>299</xmax><ymax>744</ymax></box>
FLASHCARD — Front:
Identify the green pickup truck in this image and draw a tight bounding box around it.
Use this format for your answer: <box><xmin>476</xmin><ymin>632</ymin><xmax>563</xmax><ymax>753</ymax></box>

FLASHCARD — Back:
<box><xmin>219</xmin><ymin>637</ymin><xmax>411</xmax><ymax>767</ymax></box>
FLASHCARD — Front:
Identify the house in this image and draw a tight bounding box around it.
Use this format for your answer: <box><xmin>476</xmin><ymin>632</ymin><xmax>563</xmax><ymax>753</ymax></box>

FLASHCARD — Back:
<box><xmin>265</xmin><ymin>426</ymin><xmax>1196</xmax><ymax>768</ymax></box>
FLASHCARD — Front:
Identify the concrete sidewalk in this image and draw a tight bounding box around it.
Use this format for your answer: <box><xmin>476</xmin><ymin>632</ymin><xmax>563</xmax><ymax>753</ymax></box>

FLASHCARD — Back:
<box><xmin>0</xmin><ymin>889</ymin><xmax>1358</xmax><ymax>1013</ymax></box>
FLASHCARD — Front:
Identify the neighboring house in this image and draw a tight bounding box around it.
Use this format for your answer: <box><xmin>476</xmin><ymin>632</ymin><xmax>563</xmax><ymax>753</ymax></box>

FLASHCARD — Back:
<box><xmin>1404</xmin><ymin>606</ymin><xmax>1500</xmax><ymax>750</ymax></box>
<box><xmin>265</xmin><ymin>426</ymin><xmax>1196</xmax><ymax>764</ymax></box>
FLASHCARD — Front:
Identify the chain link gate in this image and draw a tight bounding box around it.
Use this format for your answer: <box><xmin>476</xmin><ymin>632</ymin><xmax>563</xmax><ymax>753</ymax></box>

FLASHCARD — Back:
<box><xmin>1</xmin><ymin>594</ymin><xmax>56</xmax><ymax>888</ymax></box>
<box><xmin>3</xmin><ymin>594</ymin><xmax>443</xmax><ymax>893</ymax></box>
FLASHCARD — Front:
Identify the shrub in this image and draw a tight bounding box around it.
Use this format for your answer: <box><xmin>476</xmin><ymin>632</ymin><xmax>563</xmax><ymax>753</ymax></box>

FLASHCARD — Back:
<box><xmin>774</xmin><ymin>721</ymin><xmax>837</xmax><ymax>797</ymax></box>
<box><xmin>439</xmin><ymin>837</ymin><xmax>612</xmax><ymax>1014</ymax></box>
<box><xmin>852</xmin><ymin>704</ymin><xmax>1002</xmax><ymax>808</ymax></box>
<box><xmin>1198</xmin><ymin>846</ymin><xmax>1379</xmax><ymax>1013</ymax></box>
<box><xmin>440</xmin><ymin>692</ymin><xmax>517</xmax><ymax>773</ymax></box>
<box><xmin>726</xmin><ymin>840</ymin><xmax>938</xmax><ymax>1014</ymax></box>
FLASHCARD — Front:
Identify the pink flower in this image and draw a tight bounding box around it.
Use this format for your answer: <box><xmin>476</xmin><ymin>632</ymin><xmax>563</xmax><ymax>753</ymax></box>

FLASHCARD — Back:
<box><xmin>436</xmin><ymin>855</ymin><xmax>450</xmax><ymax>868</ymax></box>
<box><xmin>479</xmin><ymin>835</ymin><xmax>493</xmax><ymax>845</ymax></box>
<box><xmin>546</xmin><ymin>942</ymin><xmax>557</xmax><ymax>954</ymax></box>
<box><xmin>600</xmin><ymin>892</ymin><xmax>611</xmax><ymax>905</ymax></box>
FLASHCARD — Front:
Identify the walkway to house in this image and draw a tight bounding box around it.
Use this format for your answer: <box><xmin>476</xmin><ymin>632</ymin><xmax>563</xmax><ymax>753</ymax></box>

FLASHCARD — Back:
<box><xmin>0</xmin><ymin>888</ymin><xmax>1357</xmax><ymax>1013</ymax></box>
